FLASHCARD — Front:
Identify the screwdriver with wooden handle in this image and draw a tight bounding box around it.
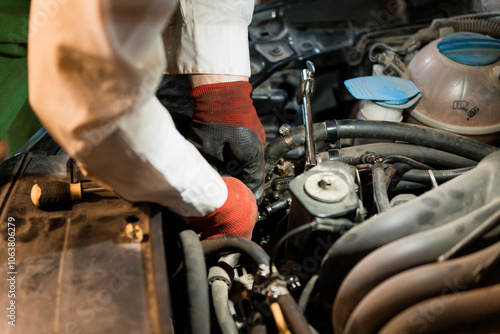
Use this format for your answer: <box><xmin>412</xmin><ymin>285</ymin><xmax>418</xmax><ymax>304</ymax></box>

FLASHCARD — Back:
<box><xmin>30</xmin><ymin>181</ymin><xmax>106</xmax><ymax>210</ymax></box>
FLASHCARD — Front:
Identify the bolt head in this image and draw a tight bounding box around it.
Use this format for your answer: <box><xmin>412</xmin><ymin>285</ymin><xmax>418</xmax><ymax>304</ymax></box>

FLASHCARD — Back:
<box><xmin>318</xmin><ymin>175</ymin><xmax>335</xmax><ymax>189</ymax></box>
<box><xmin>279</xmin><ymin>124</ymin><xmax>292</xmax><ymax>134</ymax></box>
<box><xmin>304</xmin><ymin>172</ymin><xmax>349</xmax><ymax>203</ymax></box>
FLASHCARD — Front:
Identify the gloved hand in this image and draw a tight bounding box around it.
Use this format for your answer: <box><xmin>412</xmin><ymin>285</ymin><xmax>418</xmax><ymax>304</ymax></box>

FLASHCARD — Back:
<box><xmin>188</xmin><ymin>81</ymin><xmax>266</xmax><ymax>203</ymax></box>
<box><xmin>184</xmin><ymin>177</ymin><xmax>258</xmax><ymax>239</ymax></box>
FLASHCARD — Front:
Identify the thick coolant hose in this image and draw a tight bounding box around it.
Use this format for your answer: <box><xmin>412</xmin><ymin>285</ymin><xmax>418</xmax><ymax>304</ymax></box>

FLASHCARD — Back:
<box><xmin>343</xmin><ymin>241</ymin><xmax>500</xmax><ymax>334</ymax></box>
<box><xmin>335</xmin><ymin>143</ymin><xmax>477</xmax><ymax>168</ymax></box>
<box><xmin>264</xmin><ymin>120</ymin><xmax>496</xmax><ymax>172</ymax></box>
<box><xmin>371</xmin><ymin>162</ymin><xmax>390</xmax><ymax>213</ymax></box>
<box><xmin>201</xmin><ymin>236</ymin><xmax>270</xmax><ymax>266</ymax></box>
<box><xmin>319</xmin><ymin>150</ymin><xmax>500</xmax><ymax>303</ymax></box>
<box><xmin>333</xmin><ymin>199</ymin><xmax>500</xmax><ymax>334</ymax></box>
<box><xmin>379</xmin><ymin>284</ymin><xmax>500</xmax><ymax>334</ymax></box>
<box><xmin>324</xmin><ymin>120</ymin><xmax>497</xmax><ymax>161</ymax></box>
<box><xmin>277</xmin><ymin>293</ymin><xmax>314</xmax><ymax>334</ymax></box>
<box><xmin>179</xmin><ymin>230</ymin><xmax>210</xmax><ymax>334</ymax></box>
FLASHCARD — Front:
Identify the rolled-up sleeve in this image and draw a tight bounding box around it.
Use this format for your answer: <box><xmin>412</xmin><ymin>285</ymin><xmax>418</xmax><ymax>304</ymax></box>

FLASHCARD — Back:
<box><xmin>28</xmin><ymin>0</ymin><xmax>227</xmax><ymax>216</ymax></box>
<box><xmin>163</xmin><ymin>0</ymin><xmax>254</xmax><ymax>77</ymax></box>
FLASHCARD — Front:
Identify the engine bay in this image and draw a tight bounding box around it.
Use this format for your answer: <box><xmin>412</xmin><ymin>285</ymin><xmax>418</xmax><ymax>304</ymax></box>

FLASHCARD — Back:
<box><xmin>1</xmin><ymin>0</ymin><xmax>500</xmax><ymax>333</ymax></box>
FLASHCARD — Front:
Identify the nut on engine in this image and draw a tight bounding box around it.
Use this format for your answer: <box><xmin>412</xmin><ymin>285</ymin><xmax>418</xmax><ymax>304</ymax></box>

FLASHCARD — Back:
<box><xmin>287</xmin><ymin>161</ymin><xmax>361</xmax><ymax>252</ymax></box>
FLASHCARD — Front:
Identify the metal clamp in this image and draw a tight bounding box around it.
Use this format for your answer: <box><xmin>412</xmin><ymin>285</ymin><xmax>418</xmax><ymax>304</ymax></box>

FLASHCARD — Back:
<box><xmin>279</xmin><ymin>124</ymin><xmax>299</xmax><ymax>150</ymax></box>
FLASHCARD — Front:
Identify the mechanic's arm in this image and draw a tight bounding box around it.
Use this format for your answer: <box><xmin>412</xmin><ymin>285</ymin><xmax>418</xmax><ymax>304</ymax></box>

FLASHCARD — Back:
<box><xmin>163</xmin><ymin>0</ymin><xmax>266</xmax><ymax>203</ymax></box>
<box><xmin>28</xmin><ymin>0</ymin><xmax>256</xmax><ymax>239</ymax></box>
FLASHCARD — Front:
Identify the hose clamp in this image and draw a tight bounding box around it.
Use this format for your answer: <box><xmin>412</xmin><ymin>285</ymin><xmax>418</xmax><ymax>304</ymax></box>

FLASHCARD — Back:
<box><xmin>279</xmin><ymin>124</ymin><xmax>299</xmax><ymax>150</ymax></box>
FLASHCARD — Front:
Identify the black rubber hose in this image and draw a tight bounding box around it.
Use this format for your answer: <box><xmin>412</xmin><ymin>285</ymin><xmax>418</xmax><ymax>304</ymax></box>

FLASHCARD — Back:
<box><xmin>401</xmin><ymin>167</ymin><xmax>474</xmax><ymax>183</ymax></box>
<box><xmin>393</xmin><ymin>180</ymin><xmax>429</xmax><ymax>191</ymax></box>
<box><xmin>298</xmin><ymin>275</ymin><xmax>319</xmax><ymax>312</ymax></box>
<box><xmin>332</xmin><ymin>199</ymin><xmax>500</xmax><ymax>334</ymax></box>
<box><xmin>211</xmin><ymin>281</ymin><xmax>237</xmax><ymax>334</ymax></box>
<box><xmin>379</xmin><ymin>284</ymin><xmax>500</xmax><ymax>334</ymax></box>
<box><xmin>343</xmin><ymin>241</ymin><xmax>500</xmax><ymax>334</ymax></box>
<box><xmin>201</xmin><ymin>236</ymin><xmax>270</xmax><ymax>266</ymax></box>
<box><xmin>179</xmin><ymin>230</ymin><xmax>210</xmax><ymax>334</ymax></box>
<box><xmin>334</xmin><ymin>143</ymin><xmax>477</xmax><ymax>168</ymax></box>
<box><xmin>385</xmin><ymin>162</ymin><xmax>411</xmax><ymax>189</ymax></box>
<box><xmin>277</xmin><ymin>293</ymin><xmax>314</xmax><ymax>334</ymax></box>
<box><xmin>324</xmin><ymin>120</ymin><xmax>497</xmax><ymax>162</ymax></box>
<box><xmin>264</xmin><ymin>120</ymin><xmax>496</xmax><ymax>170</ymax></box>
<box><xmin>383</xmin><ymin>155</ymin><xmax>431</xmax><ymax>169</ymax></box>
<box><xmin>371</xmin><ymin>162</ymin><xmax>390</xmax><ymax>213</ymax></box>
<box><xmin>265</xmin><ymin>122</ymin><xmax>328</xmax><ymax>171</ymax></box>
<box><xmin>319</xmin><ymin>150</ymin><xmax>500</xmax><ymax>302</ymax></box>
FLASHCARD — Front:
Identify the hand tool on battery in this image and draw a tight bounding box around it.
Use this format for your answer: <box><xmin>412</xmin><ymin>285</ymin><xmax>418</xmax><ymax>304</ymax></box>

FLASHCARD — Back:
<box><xmin>297</xmin><ymin>60</ymin><xmax>317</xmax><ymax>171</ymax></box>
<box><xmin>30</xmin><ymin>181</ymin><xmax>107</xmax><ymax>210</ymax></box>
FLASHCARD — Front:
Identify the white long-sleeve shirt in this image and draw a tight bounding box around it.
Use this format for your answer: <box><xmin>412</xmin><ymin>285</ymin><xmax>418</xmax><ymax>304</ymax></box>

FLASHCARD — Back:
<box><xmin>28</xmin><ymin>0</ymin><xmax>254</xmax><ymax>217</ymax></box>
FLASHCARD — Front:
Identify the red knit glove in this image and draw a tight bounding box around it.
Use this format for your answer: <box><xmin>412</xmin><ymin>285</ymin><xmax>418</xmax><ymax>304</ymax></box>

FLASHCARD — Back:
<box><xmin>185</xmin><ymin>177</ymin><xmax>258</xmax><ymax>240</ymax></box>
<box><xmin>188</xmin><ymin>81</ymin><xmax>266</xmax><ymax>204</ymax></box>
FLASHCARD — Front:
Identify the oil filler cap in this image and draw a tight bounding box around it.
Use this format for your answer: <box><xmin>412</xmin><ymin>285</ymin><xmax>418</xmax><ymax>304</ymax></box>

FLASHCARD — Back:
<box><xmin>438</xmin><ymin>32</ymin><xmax>500</xmax><ymax>66</ymax></box>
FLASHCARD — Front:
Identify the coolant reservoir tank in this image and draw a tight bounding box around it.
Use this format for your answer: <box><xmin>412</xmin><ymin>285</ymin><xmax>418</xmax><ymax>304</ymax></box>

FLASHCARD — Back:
<box><xmin>406</xmin><ymin>32</ymin><xmax>500</xmax><ymax>137</ymax></box>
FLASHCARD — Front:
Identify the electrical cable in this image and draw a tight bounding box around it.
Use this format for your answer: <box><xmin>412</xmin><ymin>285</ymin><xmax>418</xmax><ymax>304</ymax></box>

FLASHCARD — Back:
<box><xmin>270</xmin><ymin>219</ymin><xmax>354</xmax><ymax>271</ymax></box>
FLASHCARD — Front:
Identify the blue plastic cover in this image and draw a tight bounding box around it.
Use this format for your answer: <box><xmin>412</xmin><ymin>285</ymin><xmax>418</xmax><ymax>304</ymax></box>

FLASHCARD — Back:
<box><xmin>438</xmin><ymin>32</ymin><xmax>500</xmax><ymax>66</ymax></box>
<box><xmin>344</xmin><ymin>76</ymin><xmax>420</xmax><ymax>103</ymax></box>
<box><xmin>375</xmin><ymin>92</ymin><xmax>422</xmax><ymax>109</ymax></box>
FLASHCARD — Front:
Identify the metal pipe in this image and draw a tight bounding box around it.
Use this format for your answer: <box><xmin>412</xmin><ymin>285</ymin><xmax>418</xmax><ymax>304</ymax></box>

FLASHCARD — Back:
<box><xmin>380</xmin><ymin>284</ymin><xmax>500</xmax><ymax>334</ymax></box>
<box><xmin>270</xmin><ymin>302</ymin><xmax>291</xmax><ymax>334</ymax></box>
<box><xmin>439</xmin><ymin>209</ymin><xmax>500</xmax><ymax>261</ymax></box>
<box><xmin>343</xmin><ymin>241</ymin><xmax>500</xmax><ymax>334</ymax></box>
<box><xmin>332</xmin><ymin>199</ymin><xmax>500</xmax><ymax>334</ymax></box>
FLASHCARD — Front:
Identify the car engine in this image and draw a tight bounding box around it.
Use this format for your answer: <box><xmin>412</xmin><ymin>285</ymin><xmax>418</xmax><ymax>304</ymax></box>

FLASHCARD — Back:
<box><xmin>1</xmin><ymin>0</ymin><xmax>500</xmax><ymax>333</ymax></box>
